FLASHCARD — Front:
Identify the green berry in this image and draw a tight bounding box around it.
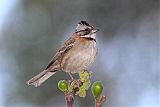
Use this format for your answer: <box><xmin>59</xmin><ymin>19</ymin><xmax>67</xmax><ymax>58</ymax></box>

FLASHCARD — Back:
<box><xmin>58</xmin><ymin>80</ymin><xmax>68</xmax><ymax>92</ymax></box>
<box><xmin>92</xmin><ymin>81</ymin><xmax>103</xmax><ymax>98</ymax></box>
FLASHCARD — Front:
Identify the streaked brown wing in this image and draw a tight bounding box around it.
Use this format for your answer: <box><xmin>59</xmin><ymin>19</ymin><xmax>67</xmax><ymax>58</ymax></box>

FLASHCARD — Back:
<box><xmin>45</xmin><ymin>36</ymin><xmax>75</xmax><ymax>69</ymax></box>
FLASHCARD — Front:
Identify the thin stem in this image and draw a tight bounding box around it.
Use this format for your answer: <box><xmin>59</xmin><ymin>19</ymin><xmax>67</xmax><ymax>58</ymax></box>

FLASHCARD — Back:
<box><xmin>64</xmin><ymin>79</ymin><xmax>82</xmax><ymax>107</ymax></box>
<box><xmin>95</xmin><ymin>95</ymin><xmax>107</xmax><ymax>107</ymax></box>
<box><xmin>65</xmin><ymin>92</ymin><xmax>74</xmax><ymax>107</ymax></box>
<box><xmin>95</xmin><ymin>100</ymin><xmax>101</xmax><ymax>107</ymax></box>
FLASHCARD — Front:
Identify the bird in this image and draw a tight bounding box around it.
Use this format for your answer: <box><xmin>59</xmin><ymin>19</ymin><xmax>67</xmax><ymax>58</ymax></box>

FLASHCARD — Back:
<box><xmin>26</xmin><ymin>21</ymin><xmax>98</xmax><ymax>87</ymax></box>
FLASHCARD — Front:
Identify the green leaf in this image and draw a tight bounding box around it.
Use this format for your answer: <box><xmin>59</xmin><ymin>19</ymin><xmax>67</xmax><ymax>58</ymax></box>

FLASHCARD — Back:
<box><xmin>68</xmin><ymin>81</ymin><xmax>74</xmax><ymax>92</ymax></box>
<box><xmin>83</xmin><ymin>80</ymin><xmax>91</xmax><ymax>90</ymax></box>
<box><xmin>75</xmin><ymin>90</ymin><xmax>79</xmax><ymax>96</ymax></box>
<box><xmin>79</xmin><ymin>70</ymin><xmax>90</xmax><ymax>82</ymax></box>
<box><xmin>92</xmin><ymin>81</ymin><xmax>103</xmax><ymax>99</ymax></box>
<box><xmin>58</xmin><ymin>80</ymin><xmax>68</xmax><ymax>92</ymax></box>
<box><xmin>79</xmin><ymin>86</ymin><xmax>86</xmax><ymax>98</ymax></box>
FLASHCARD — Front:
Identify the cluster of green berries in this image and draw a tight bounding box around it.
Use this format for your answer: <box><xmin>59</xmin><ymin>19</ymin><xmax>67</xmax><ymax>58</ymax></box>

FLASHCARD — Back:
<box><xmin>58</xmin><ymin>71</ymin><xmax>103</xmax><ymax>99</ymax></box>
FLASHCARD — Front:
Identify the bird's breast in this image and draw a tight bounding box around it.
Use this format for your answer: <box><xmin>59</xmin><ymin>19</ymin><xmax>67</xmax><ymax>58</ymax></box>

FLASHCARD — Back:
<box><xmin>62</xmin><ymin>40</ymin><xmax>97</xmax><ymax>73</ymax></box>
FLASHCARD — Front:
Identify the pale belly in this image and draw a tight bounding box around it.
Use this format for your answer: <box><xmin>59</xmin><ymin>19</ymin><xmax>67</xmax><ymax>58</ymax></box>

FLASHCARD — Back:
<box><xmin>61</xmin><ymin>41</ymin><xmax>97</xmax><ymax>73</ymax></box>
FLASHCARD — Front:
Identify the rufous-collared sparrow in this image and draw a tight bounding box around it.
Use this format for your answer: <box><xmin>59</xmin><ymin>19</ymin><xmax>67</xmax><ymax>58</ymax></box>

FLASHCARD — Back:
<box><xmin>26</xmin><ymin>21</ymin><xmax>98</xmax><ymax>87</ymax></box>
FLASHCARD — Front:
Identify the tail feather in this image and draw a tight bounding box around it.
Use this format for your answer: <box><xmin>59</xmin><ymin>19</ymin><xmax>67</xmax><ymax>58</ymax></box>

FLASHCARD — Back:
<box><xmin>26</xmin><ymin>70</ymin><xmax>57</xmax><ymax>87</ymax></box>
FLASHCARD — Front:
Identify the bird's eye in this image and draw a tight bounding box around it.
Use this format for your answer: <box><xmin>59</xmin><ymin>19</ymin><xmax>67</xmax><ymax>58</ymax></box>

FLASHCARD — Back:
<box><xmin>84</xmin><ymin>29</ymin><xmax>90</xmax><ymax>35</ymax></box>
<box><xmin>85</xmin><ymin>28</ymin><xmax>88</xmax><ymax>31</ymax></box>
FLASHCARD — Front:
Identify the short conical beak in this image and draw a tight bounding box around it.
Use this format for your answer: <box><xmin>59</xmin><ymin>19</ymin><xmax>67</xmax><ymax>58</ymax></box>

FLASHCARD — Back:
<box><xmin>92</xmin><ymin>29</ymin><xmax>99</xmax><ymax>33</ymax></box>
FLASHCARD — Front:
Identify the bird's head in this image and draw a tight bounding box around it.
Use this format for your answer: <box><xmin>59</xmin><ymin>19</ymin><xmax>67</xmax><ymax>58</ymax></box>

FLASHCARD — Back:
<box><xmin>75</xmin><ymin>21</ymin><xmax>98</xmax><ymax>39</ymax></box>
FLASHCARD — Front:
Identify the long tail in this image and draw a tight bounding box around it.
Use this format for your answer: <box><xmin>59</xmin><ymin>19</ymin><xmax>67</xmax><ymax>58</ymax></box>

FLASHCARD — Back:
<box><xmin>26</xmin><ymin>70</ymin><xmax>57</xmax><ymax>87</ymax></box>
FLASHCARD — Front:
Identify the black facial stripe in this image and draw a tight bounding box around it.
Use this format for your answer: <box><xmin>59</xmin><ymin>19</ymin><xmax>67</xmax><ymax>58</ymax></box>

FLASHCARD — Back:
<box><xmin>75</xmin><ymin>30</ymin><xmax>84</xmax><ymax>33</ymax></box>
<box><xmin>76</xmin><ymin>29</ymin><xmax>90</xmax><ymax>35</ymax></box>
